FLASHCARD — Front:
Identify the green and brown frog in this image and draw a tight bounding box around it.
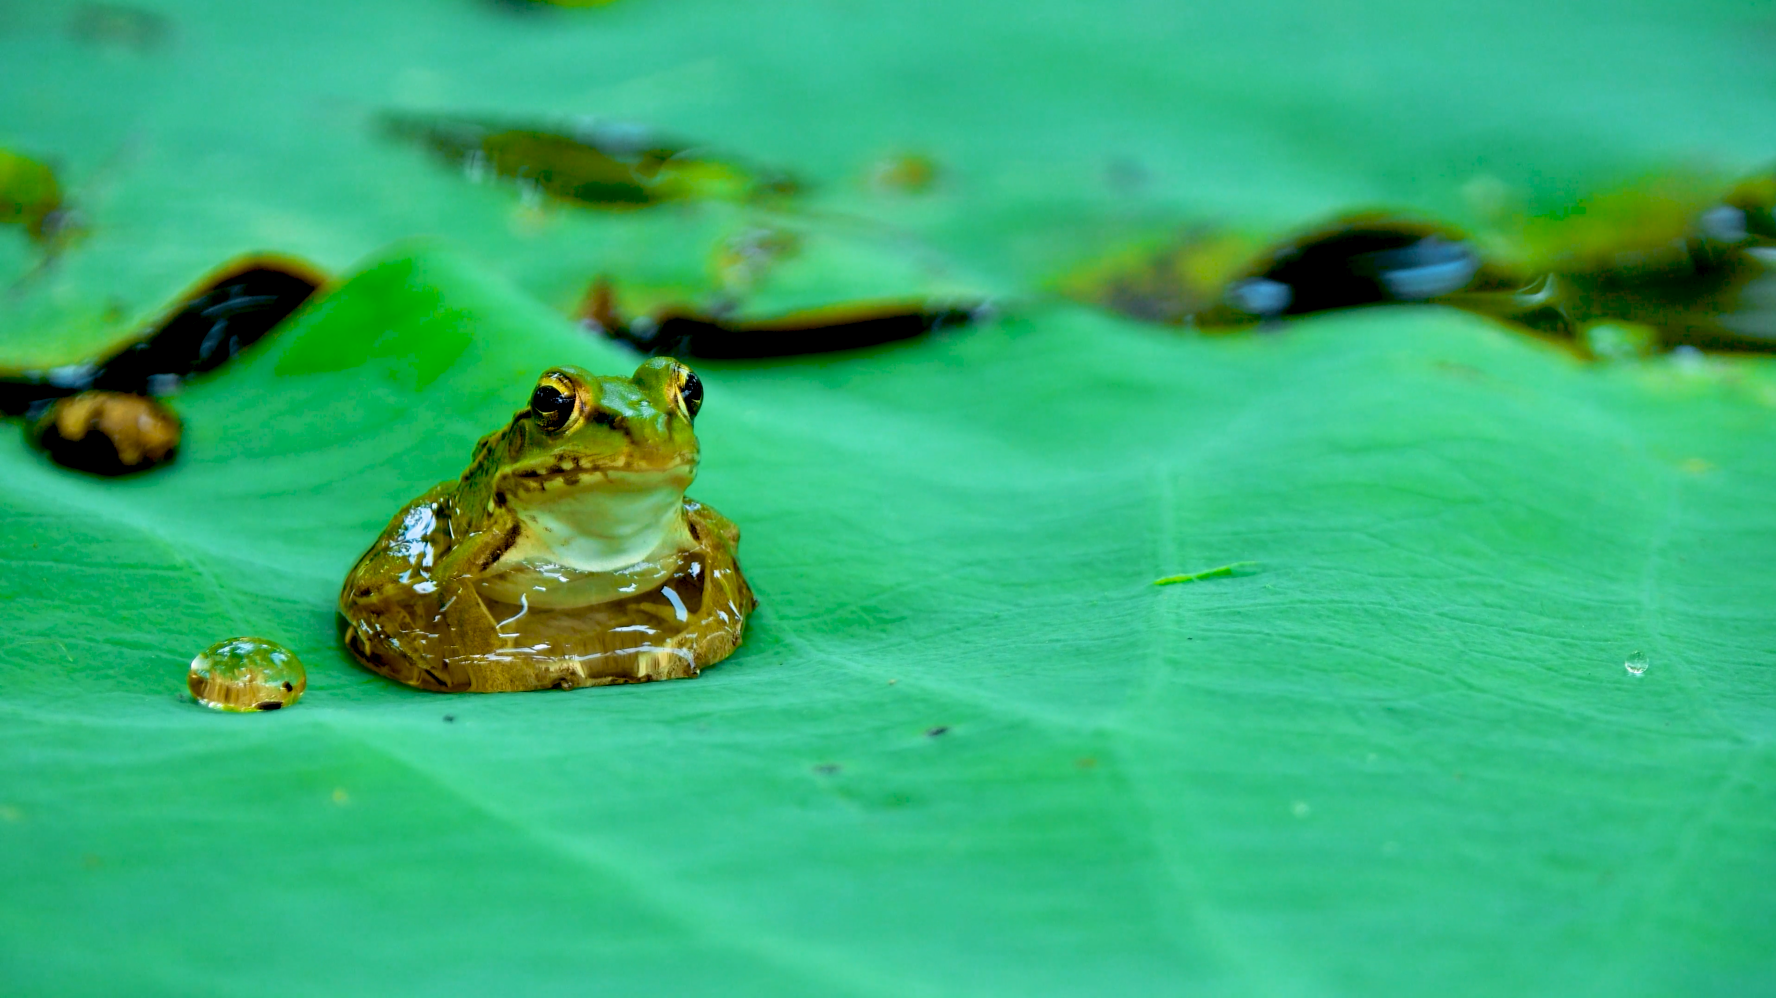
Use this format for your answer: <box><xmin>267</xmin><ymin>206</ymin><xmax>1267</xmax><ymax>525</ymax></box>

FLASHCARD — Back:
<box><xmin>339</xmin><ymin>358</ymin><xmax>754</xmax><ymax>693</ymax></box>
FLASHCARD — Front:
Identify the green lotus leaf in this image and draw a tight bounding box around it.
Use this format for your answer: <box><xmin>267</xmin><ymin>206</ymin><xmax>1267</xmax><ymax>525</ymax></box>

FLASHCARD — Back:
<box><xmin>3</xmin><ymin>0</ymin><xmax>1775</xmax><ymax>993</ymax></box>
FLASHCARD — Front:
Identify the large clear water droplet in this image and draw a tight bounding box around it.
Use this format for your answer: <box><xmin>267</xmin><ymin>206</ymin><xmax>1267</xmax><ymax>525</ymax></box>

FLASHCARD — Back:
<box><xmin>1624</xmin><ymin>650</ymin><xmax>1649</xmax><ymax>677</ymax></box>
<box><xmin>188</xmin><ymin>637</ymin><xmax>306</xmax><ymax>711</ymax></box>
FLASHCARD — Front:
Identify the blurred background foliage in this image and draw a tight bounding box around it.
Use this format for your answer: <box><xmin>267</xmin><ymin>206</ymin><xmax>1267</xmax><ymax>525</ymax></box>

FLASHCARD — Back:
<box><xmin>4</xmin><ymin>0</ymin><xmax>1776</xmax><ymax>363</ymax></box>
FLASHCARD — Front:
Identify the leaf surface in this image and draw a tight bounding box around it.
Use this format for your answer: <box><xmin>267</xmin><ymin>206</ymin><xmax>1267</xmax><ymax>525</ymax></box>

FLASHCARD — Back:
<box><xmin>2</xmin><ymin>1</ymin><xmax>1775</xmax><ymax>995</ymax></box>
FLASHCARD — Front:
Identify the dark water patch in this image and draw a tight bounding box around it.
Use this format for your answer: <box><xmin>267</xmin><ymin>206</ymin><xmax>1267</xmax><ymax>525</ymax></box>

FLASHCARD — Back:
<box><xmin>581</xmin><ymin>279</ymin><xmax>982</xmax><ymax>359</ymax></box>
<box><xmin>1066</xmin><ymin>172</ymin><xmax>1776</xmax><ymax>357</ymax></box>
<box><xmin>1230</xmin><ymin>220</ymin><xmax>1496</xmax><ymax>318</ymax></box>
<box><xmin>0</xmin><ymin>258</ymin><xmax>322</xmax><ymax>416</ymax></box>
<box><xmin>2</xmin><ymin>257</ymin><xmax>322</xmax><ymax>475</ymax></box>
<box><xmin>1069</xmin><ymin>216</ymin><xmax>1517</xmax><ymax>330</ymax></box>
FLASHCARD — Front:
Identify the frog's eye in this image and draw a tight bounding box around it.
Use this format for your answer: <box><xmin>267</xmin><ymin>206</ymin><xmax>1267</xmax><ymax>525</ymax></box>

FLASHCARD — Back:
<box><xmin>677</xmin><ymin>368</ymin><xmax>703</xmax><ymax>422</ymax></box>
<box><xmin>529</xmin><ymin>377</ymin><xmax>578</xmax><ymax>433</ymax></box>
<box><xmin>630</xmin><ymin>357</ymin><xmax>702</xmax><ymax>422</ymax></box>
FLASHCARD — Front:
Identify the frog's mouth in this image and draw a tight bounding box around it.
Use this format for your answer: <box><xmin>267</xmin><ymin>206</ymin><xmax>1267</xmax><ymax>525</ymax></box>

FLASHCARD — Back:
<box><xmin>506</xmin><ymin>454</ymin><xmax>695</xmax><ymax>492</ymax></box>
<box><xmin>495</xmin><ymin>458</ymin><xmax>698</xmax><ymax>580</ymax></box>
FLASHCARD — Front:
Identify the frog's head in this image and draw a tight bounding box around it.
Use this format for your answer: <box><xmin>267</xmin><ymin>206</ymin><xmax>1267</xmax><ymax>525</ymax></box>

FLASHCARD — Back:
<box><xmin>494</xmin><ymin>358</ymin><xmax>702</xmax><ymax>505</ymax></box>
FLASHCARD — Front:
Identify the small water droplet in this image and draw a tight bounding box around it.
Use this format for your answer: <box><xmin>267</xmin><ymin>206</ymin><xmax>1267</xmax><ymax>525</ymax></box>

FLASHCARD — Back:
<box><xmin>1624</xmin><ymin>650</ymin><xmax>1649</xmax><ymax>676</ymax></box>
<box><xmin>1371</xmin><ymin>237</ymin><xmax>1481</xmax><ymax>300</ymax></box>
<box><xmin>1226</xmin><ymin>277</ymin><xmax>1293</xmax><ymax>316</ymax></box>
<box><xmin>1669</xmin><ymin>344</ymin><xmax>1706</xmax><ymax>368</ymax></box>
<box><xmin>187</xmin><ymin>637</ymin><xmax>306</xmax><ymax>711</ymax></box>
<box><xmin>1291</xmin><ymin>800</ymin><xmax>1311</xmax><ymax>818</ymax></box>
<box><xmin>1700</xmin><ymin>205</ymin><xmax>1750</xmax><ymax>243</ymax></box>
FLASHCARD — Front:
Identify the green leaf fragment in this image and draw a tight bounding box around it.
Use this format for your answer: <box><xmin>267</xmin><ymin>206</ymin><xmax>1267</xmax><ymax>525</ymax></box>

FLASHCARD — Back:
<box><xmin>0</xmin><ymin>149</ymin><xmax>65</xmax><ymax>241</ymax></box>
<box><xmin>1152</xmin><ymin>561</ymin><xmax>1260</xmax><ymax>585</ymax></box>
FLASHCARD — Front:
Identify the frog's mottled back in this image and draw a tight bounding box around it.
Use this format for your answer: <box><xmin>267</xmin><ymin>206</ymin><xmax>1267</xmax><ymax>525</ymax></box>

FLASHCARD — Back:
<box><xmin>338</xmin><ymin>359</ymin><xmax>753</xmax><ymax>693</ymax></box>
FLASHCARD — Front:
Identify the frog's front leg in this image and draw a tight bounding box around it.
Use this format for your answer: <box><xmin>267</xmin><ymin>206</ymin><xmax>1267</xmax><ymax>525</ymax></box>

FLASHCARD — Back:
<box><xmin>422</xmin><ymin>527</ymin><xmax>519</xmax><ymax>691</ymax></box>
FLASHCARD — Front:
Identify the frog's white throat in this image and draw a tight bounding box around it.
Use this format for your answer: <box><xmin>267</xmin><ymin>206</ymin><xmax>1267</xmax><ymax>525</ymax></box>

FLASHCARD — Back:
<box><xmin>495</xmin><ymin>467</ymin><xmax>694</xmax><ymax>577</ymax></box>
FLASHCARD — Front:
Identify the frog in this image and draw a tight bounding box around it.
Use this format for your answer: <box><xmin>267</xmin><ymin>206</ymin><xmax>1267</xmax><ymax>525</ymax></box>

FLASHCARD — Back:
<box><xmin>338</xmin><ymin>357</ymin><xmax>755</xmax><ymax>693</ymax></box>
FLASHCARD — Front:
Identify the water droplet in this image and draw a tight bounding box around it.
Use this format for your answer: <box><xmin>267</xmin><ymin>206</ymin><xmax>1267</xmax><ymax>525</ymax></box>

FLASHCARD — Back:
<box><xmin>1701</xmin><ymin>205</ymin><xmax>1750</xmax><ymax>243</ymax></box>
<box><xmin>1226</xmin><ymin>276</ymin><xmax>1293</xmax><ymax>316</ymax></box>
<box><xmin>1372</xmin><ymin>237</ymin><xmax>1482</xmax><ymax>300</ymax></box>
<box><xmin>187</xmin><ymin>637</ymin><xmax>306</xmax><ymax>711</ymax></box>
<box><xmin>1291</xmin><ymin>800</ymin><xmax>1311</xmax><ymax>818</ymax></box>
<box><xmin>1245</xmin><ymin>224</ymin><xmax>1484</xmax><ymax>316</ymax></box>
<box><xmin>1624</xmin><ymin>650</ymin><xmax>1649</xmax><ymax>676</ymax></box>
<box><xmin>1670</xmin><ymin>344</ymin><xmax>1706</xmax><ymax>367</ymax></box>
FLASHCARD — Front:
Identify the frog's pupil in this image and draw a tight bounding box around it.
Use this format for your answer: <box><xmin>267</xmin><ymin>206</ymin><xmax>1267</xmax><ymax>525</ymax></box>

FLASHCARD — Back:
<box><xmin>530</xmin><ymin>384</ymin><xmax>574</xmax><ymax>430</ymax></box>
<box><xmin>531</xmin><ymin>385</ymin><xmax>569</xmax><ymax>414</ymax></box>
<box><xmin>680</xmin><ymin>370</ymin><xmax>703</xmax><ymax>420</ymax></box>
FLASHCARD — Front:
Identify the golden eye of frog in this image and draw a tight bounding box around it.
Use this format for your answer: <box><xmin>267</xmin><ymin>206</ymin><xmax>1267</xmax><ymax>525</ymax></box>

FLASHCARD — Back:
<box><xmin>339</xmin><ymin>357</ymin><xmax>755</xmax><ymax>693</ymax></box>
